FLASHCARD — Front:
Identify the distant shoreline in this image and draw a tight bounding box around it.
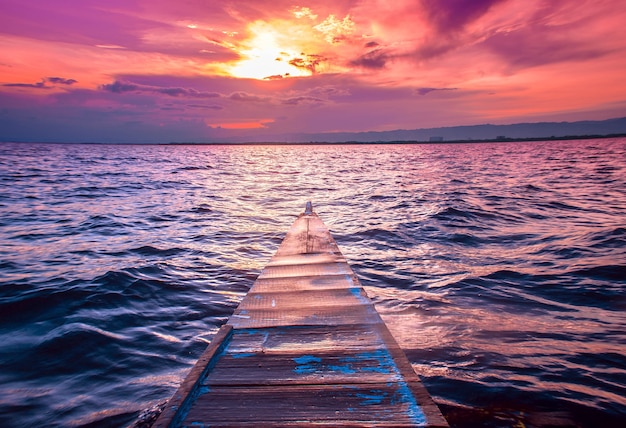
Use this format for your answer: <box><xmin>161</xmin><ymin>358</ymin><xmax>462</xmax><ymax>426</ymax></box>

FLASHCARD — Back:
<box><xmin>163</xmin><ymin>133</ymin><xmax>626</xmax><ymax>146</ymax></box>
<box><xmin>2</xmin><ymin>133</ymin><xmax>625</xmax><ymax>146</ymax></box>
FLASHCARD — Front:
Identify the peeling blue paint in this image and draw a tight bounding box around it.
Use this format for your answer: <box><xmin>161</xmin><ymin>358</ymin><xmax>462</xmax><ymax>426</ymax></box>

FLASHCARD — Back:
<box><xmin>349</xmin><ymin>287</ymin><xmax>362</xmax><ymax>298</ymax></box>
<box><xmin>290</xmin><ymin>349</ymin><xmax>408</xmax><ymax>379</ymax></box>
<box><xmin>293</xmin><ymin>355</ymin><xmax>323</xmax><ymax>374</ymax></box>
<box><xmin>327</xmin><ymin>364</ymin><xmax>357</xmax><ymax>374</ymax></box>
<box><xmin>356</xmin><ymin>390</ymin><xmax>386</xmax><ymax>406</ymax></box>
<box><xmin>393</xmin><ymin>381</ymin><xmax>427</xmax><ymax>425</ymax></box>
<box><xmin>231</xmin><ymin>352</ymin><xmax>255</xmax><ymax>359</ymax></box>
<box><xmin>348</xmin><ymin>286</ymin><xmax>373</xmax><ymax>305</ymax></box>
<box><xmin>293</xmin><ymin>355</ymin><xmax>322</xmax><ymax>364</ymax></box>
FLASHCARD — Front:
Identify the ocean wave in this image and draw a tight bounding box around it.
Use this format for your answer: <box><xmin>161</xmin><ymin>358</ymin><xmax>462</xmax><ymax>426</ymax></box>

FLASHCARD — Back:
<box><xmin>1</xmin><ymin>140</ymin><xmax>625</xmax><ymax>427</ymax></box>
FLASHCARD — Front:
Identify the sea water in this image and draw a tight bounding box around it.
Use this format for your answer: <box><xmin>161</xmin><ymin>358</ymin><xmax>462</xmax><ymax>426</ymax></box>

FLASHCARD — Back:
<box><xmin>0</xmin><ymin>139</ymin><xmax>625</xmax><ymax>427</ymax></box>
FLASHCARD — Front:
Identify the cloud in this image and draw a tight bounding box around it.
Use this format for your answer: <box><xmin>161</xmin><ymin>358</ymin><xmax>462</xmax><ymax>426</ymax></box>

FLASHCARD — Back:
<box><xmin>2</xmin><ymin>76</ymin><xmax>78</xmax><ymax>89</ymax></box>
<box><xmin>482</xmin><ymin>28</ymin><xmax>611</xmax><ymax>70</ymax></box>
<box><xmin>282</xmin><ymin>96</ymin><xmax>326</xmax><ymax>105</ymax></box>
<box><xmin>47</xmin><ymin>77</ymin><xmax>77</xmax><ymax>85</ymax></box>
<box><xmin>422</xmin><ymin>0</ymin><xmax>507</xmax><ymax>32</ymax></box>
<box><xmin>350</xmin><ymin>48</ymin><xmax>390</xmax><ymax>69</ymax></box>
<box><xmin>3</xmin><ymin>81</ymin><xmax>48</xmax><ymax>89</ymax></box>
<box><xmin>292</xmin><ymin>6</ymin><xmax>318</xmax><ymax>20</ymax></box>
<box><xmin>206</xmin><ymin>119</ymin><xmax>274</xmax><ymax>130</ymax></box>
<box><xmin>314</xmin><ymin>14</ymin><xmax>355</xmax><ymax>44</ymax></box>
<box><xmin>228</xmin><ymin>91</ymin><xmax>273</xmax><ymax>102</ymax></box>
<box><xmin>100</xmin><ymin>80</ymin><xmax>221</xmax><ymax>98</ymax></box>
<box><xmin>99</xmin><ymin>81</ymin><xmax>139</xmax><ymax>93</ymax></box>
<box><xmin>305</xmin><ymin>85</ymin><xmax>351</xmax><ymax>98</ymax></box>
<box><xmin>288</xmin><ymin>54</ymin><xmax>326</xmax><ymax>74</ymax></box>
<box><xmin>187</xmin><ymin>104</ymin><xmax>223</xmax><ymax>110</ymax></box>
<box><xmin>475</xmin><ymin>2</ymin><xmax>620</xmax><ymax>71</ymax></box>
<box><xmin>416</xmin><ymin>87</ymin><xmax>458</xmax><ymax>96</ymax></box>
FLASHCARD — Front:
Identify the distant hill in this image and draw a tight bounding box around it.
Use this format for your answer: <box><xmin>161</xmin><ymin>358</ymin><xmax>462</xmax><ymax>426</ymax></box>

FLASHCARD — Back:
<box><xmin>223</xmin><ymin>116</ymin><xmax>626</xmax><ymax>143</ymax></box>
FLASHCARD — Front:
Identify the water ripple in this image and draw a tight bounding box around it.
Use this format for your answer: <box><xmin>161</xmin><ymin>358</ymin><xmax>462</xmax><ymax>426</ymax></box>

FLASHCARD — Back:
<box><xmin>0</xmin><ymin>139</ymin><xmax>625</xmax><ymax>427</ymax></box>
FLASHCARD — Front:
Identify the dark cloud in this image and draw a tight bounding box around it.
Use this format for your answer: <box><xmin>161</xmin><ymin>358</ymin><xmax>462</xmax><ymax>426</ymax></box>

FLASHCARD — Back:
<box><xmin>3</xmin><ymin>76</ymin><xmax>78</xmax><ymax>89</ymax></box>
<box><xmin>100</xmin><ymin>80</ymin><xmax>221</xmax><ymax>98</ymax></box>
<box><xmin>416</xmin><ymin>87</ymin><xmax>458</xmax><ymax>96</ymax></box>
<box><xmin>414</xmin><ymin>41</ymin><xmax>456</xmax><ymax>60</ymax></box>
<box><xmin>421</xmin><ymin>0</ymin><xmax>506</xmax><ymax>31</ymax></box>
<box><xmin>350</xmin><ymin>49</ymin><xmax>389</xmax><ymax>69</ymax></box>
<box><xmin>228</xmin><ymin>92</ymin><xmax>270</xmax><ymax>102</ymax></box>
<box><xmin>481</xmin><ymin>26</ymin><xmax>612</xmax><ymax>70</ymax></box>
<box><xmin>410</xmin><ymin>0</ymin><xmax>507</xmax><ymax>61</ymax></box>
<box><xmin>187</xmin><ymin>104</ymin><xmax>223</xmax><ymax>110</ymax></box>
<box><xmin>47</xmin><ymin>77</ymin><xmax>77</xmax><ymax>85</ymax></box>
<box><xmin>3</xmin><ymin>81</ymin><xmax>47</xmax><ymax>89</ymax></box>
<box><xmin>288</xmin><ymin>54</ymin><xmax>326</xmax><ymax>74</ymax></box>
<box><xmin>282</xmin><ymin>96</ymin><xmax>325</xmax><ymax>105</ymax></box>
<box><xmin>306</xmin><ymin>86</ymin><xmax>351</xmax><ymax>98</ymax></box>
<box><xmin>365</xmin><ymin>41</ymin><xmax>380</xmax><ymax>48</ymax></box>
<box><xmin>100</xmin><ymin>81</ymin><xmax>140</xmax><ymax>93</ymax></box>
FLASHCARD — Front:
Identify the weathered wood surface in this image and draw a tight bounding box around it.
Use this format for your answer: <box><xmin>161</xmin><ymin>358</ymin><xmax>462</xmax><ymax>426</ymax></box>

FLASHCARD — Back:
<box><xmin>154</xmin><ymin>204</ymin><xmax>448</xmax><ymax>427</ymax></box>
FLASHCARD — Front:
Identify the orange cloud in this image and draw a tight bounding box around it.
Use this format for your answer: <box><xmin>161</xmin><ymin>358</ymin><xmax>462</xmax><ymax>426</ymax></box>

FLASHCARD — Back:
<box><xmin>206</xmin><ymin>119</ymin><xmax>274</xmax><ymax>129</ymax></box>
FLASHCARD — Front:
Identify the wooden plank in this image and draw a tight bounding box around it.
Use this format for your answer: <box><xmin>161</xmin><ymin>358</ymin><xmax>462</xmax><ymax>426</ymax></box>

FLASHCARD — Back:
<box><xmin>236</xmin><ymin>288</ymin><xmax>372</xmax><ymax>311</ymax></box>
<box><xmin>228</xmin><ymin>303</ymin><xmax>381</xmax><ymax>329</ymax></box>
<box><xmin>249</xmin><ymin>274</ymin><xmax>361</xmax><ymax>293</ymax></box>
<box><xmin>204</xmin><ymin>326</ymin><xmax>400</xmax><ymax>386</ymax></box>
<box><xmin>154</xmin><ymin>203</ymin><xmax>448</xmax><ymax>427</ymax></box>
<box><xmin>266</xmin><ymin>252</ymin><xmax>347</xmax><ymax>267</ymax></box>
<box><xmin>183</xmin><ymin>383</ymin><xmax>431</xmax><ymax>427</ymax></box>
<box><xmin>257</xmin><ymin>261</ymin><xmax>354</xmax><ymax>279</ymax></box>
<box><xmin>205</xmin><ymin>353</ymin><xmax>401</xmax><ymax>386</ymax></box>
<box><xmin>221</xmin><ymin>324</ymin><xmax>386</xmax><ymax>354</ymax></box>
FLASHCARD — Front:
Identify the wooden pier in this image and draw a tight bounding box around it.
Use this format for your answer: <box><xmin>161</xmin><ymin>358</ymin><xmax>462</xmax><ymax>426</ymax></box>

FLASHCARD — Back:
<box><xmin>155</xmin><ymin>203</ymin><xmax>448</xmax><ymax>427</ymax></box>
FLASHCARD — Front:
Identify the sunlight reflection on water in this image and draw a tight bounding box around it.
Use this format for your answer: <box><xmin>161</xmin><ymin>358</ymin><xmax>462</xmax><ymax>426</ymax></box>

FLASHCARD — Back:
<box><xmin>0</xmin><ymin>139</ymin><xmax>625</xmax><ymax>427</ymax></box>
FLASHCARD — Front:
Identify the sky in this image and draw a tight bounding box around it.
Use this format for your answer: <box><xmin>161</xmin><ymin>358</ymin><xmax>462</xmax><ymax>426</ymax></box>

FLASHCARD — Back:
<box><xmin>1</xmin><ymin>0</ymin><xmax>626</xmax><ymax>143</ymax></box>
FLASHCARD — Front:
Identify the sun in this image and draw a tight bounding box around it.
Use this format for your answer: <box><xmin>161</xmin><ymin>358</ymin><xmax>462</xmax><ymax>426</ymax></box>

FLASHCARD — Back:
<box><xmin>225</xmin><ymin>21</ymin><xmax>315</xmax><ymax>80</ymax></box>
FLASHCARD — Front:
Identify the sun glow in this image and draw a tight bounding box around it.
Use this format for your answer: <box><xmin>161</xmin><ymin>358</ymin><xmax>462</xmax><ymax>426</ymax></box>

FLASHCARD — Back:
<box><xmin>206</xmin><ymin>119</ymin><xmax>274</xmax><ymax>129</ymax></box>
<box><xmin>226</xmin><ymin>22</ymin><xmax>313</xmax><ymax>80</ymax></box>
<box><xmin>219</xmin><ymin>7</ymin><xmax>358</xmax><ymax>80</ymax></box>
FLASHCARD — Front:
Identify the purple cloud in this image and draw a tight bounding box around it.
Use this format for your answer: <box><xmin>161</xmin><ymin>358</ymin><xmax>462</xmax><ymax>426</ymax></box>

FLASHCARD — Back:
<box><xmin>405</xmin><ymin>0</ymin><xmax>507</xmax><ymax>61</ymax></box>
<box><xmin>47</xmin><ymin>77</ymin><xmax>77</xmax><ymax>85</ymax></box>
<box><xmin>350</xmin><ymin>49</ymin><xmax>389</xmax><ymax>69</ymax></box>
<box><xmin>228</xmin><ymin>92</ymin><xmax>270</xmax><ymax>102</ymax></box>
<box><xmin>282</xmin><ymin>96</ymin><xmax>325</xmax><ymax>105</ymax></box>
<box><xmin>187</xmin><ymin>104</ymin><xmax>223</xmax><ymax>110</ymax></box>
<box><xmin>3</xmin><ymin>81</ymin><xmax>47</xmax><ymax>89</ymax></box>
<box><xmin>100</xmin><ymin>80</ymin><xmax>221</xmax><ymax>98</ymax></box>
<box><xmin>422</xmin><ymin>0</ymin><xmax>506</xmax><ymax>31</ymax></box>
<box><xmin>481</xmin><ymin>25</ymin><xmax>613</xmax><ymax>70</ymax></box>
<box><xmin>416</xmin><ymin>87</ymin><xmax>458</xmax><ymax>96</ymax></box>
<box><xmin>2</xmin><ymin>77</ymin><xmax>78</xmax><ymax>89</ymax></box>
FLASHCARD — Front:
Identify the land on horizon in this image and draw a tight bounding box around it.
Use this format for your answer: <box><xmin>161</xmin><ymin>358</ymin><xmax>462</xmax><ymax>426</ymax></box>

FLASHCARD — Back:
<box><xmin>169</xmin><ymin>116</ymin><xmax>626</xmax><ymax>145</ymax></box>
<box><xmin>3</xmin><ymin>116</ymin><xmax>626</xmax><ymax>146</ymax></box>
